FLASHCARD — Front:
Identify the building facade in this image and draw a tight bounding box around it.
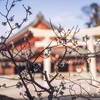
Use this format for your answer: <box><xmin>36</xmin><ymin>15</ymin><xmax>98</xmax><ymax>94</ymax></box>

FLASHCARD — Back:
<box><xmin>0</xmin><ymin>13</ymin><xmax>99</xmax><ymax>75</ymax></box>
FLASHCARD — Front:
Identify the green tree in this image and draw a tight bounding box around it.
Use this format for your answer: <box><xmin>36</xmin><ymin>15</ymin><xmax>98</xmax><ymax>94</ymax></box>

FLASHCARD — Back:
<box><xmin>82</xmin><ymin>3</ymin><xmax>100</xmax><ymax>28</ymax></box>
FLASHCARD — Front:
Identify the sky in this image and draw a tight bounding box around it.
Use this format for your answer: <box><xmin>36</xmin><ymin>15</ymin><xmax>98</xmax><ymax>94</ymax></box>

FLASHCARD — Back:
<box><xmin>0</xmin><ymin>0</ymin><xmax>100</xmax><ymax>37</ymax></box>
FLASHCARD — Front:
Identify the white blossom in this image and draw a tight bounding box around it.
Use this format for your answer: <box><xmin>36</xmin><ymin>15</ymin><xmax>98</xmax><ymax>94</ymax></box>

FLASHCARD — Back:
<box><xmin>85</xmin><ymin>87</ymin><xmax>90</xmax><ymax>92</ymax></box>
<box><xmin>21</xmin><ymin>69</ymin><xmax>28</xmax><ymax>78</ymax></box>
<box><xmin>97</xmin><ymin>88</ymin><xmax>100</xmax><ymax>94</ymax></box>
<box><xmin>76</xmin><ymin>68</ymin><xmax>81</xmax><ymax>73</ymax></box>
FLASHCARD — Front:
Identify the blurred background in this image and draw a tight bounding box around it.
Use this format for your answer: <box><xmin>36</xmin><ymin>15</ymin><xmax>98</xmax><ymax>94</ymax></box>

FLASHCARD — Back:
<box><xmin>0</xmin><ymin>0</ymin><xmax>100</xmax><ymax>99</ymax></box>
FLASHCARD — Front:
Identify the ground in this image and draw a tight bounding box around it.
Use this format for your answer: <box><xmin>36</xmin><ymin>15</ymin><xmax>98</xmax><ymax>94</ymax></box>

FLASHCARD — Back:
<box><xmin>0</xmin><ymin>72</ymin><xmax>100</xmax><ymax>100</ymax></box>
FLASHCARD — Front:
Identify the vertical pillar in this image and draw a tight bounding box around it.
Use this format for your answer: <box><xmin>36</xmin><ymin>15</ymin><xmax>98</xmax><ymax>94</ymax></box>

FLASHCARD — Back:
<box><xmin>2</xmin><ymin>63</ymin><xmax>5</xmax><ymax>75</ymax></box>
<box><xmin>44</xmin><ymin>55</ymin><xmax>51</xmax><ymax>77</ymax></box>
<box><xmin>88</xmin><ymin>36</ymin><xmax>97</xmax><ymax>79</ymax></box>
<box><xmin>43</xmin><ymin>36</ymin><xmax>51</xmax><ymax>87</ymax></box>
<box><xmin>0</xmin><ymin>64</ymin><xmax>2</xmax><ymax>74</ymax></box>
<box><xmin>68</xmin><ymin>60</ymin><xmax>73</xmax><ymax>72</ymax></box>
<box><xmin>43</xmin><ymin>36</ymin><xmax>51</xmax><ymax>78</ymax></box>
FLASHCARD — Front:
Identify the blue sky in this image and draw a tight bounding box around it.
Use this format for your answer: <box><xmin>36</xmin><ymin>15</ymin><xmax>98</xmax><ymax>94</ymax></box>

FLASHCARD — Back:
<box><xmin>0</xmin><ymin>0</ymin><xmax>100</xmax><ymax>36</ymax></box>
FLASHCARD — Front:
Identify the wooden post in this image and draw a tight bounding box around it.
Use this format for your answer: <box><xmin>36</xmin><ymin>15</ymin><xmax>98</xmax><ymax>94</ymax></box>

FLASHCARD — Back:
<box><xmin>43</xmin><ymin>36</ymin><xmax>51</xmax><ymax>78</ymax></box>
<box><xmin>88</xmin><ymin>36</ymin><xmax>97</xmax><ymax>79</ymax></box>
<box><xmin>68</xmin><ymin>60</ymin><xmax>73</xmax><ymax>72</ymax></box>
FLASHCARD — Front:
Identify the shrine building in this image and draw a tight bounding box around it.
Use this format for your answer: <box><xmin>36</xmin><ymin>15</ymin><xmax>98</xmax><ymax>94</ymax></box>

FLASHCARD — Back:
<box><xmin>0</xmin><ymin>13</ymin><xmax>98</xmax><ymax>75</ymax></box>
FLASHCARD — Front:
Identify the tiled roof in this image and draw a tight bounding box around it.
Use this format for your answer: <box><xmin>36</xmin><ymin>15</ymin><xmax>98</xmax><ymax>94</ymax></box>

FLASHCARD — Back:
<box><xmin>6</xmin><ymin>13</ymin><xmax>58</xmax><ymax>45</ymax></box>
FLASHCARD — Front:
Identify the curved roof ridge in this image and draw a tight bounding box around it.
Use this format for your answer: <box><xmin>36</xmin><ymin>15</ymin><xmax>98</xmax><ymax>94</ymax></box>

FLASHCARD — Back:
<box><xmin>6</xmin><ymin>13</ymin><xmax>58</xmax><ymax>44</ymax></box>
